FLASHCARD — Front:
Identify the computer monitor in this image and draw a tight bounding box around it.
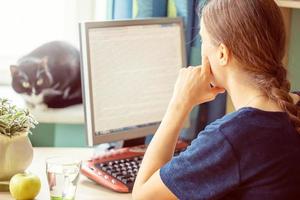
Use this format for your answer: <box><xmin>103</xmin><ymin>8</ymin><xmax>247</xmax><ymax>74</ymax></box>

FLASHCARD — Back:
<box><xmin>79</xmin><ymin>17</ymin><xmax>187</xmax><ymax>146</ymax></box>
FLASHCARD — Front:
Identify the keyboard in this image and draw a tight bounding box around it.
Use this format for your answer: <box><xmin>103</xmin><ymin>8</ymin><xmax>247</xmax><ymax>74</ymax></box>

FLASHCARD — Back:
<box><xmin>81</xmin><ymin>140</ymin><xmax>188</xmax><ymax>193</ymax></box>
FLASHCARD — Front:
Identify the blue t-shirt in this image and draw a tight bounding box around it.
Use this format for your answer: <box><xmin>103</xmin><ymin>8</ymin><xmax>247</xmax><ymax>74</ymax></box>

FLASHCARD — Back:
<box><xmin>160</xmin><ymin>103</ymin><xmax>300</xmax><ymax>200</ymax></box>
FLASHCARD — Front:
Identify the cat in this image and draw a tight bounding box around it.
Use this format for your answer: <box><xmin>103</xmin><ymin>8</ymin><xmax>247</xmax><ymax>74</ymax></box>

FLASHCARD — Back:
<box><xmin>10</xmin><ymin>41</ymin><xmax>82</xmax><ymax>109</ymax></box>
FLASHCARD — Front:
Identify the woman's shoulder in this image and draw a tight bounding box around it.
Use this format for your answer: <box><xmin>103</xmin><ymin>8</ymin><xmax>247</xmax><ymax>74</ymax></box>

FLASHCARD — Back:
<box><xmin>201</xmin><ymin>106</ymin><xmax>289</xmax><ymax>142</ymax></box>
<box><xmin>208</xmin><ymin>106</ymin><xmax>285</xmax><ymax>127</ymax></box>
<box><xmin>201</xmin><ymin>93</ymin><xmax>299</xmax><ymax>142</ymax></box>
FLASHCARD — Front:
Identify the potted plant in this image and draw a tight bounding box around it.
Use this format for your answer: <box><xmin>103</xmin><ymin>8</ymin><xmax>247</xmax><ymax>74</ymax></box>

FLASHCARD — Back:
<box><xmin>0</xmin><ymin>98</ymin><xmax>38</xmax><ymax>182</ymax></box>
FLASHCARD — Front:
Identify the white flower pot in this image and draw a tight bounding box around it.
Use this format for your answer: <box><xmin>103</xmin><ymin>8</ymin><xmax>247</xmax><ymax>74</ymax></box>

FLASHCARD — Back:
<box><xmin>0</xmin><ymin>132</ymin><xmax>33</xmax><ymax>181</ymax></box>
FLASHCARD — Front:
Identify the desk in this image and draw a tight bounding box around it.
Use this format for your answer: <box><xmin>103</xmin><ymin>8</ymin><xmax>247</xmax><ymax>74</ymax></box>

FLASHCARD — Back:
<box><xmin>0</xmin><ymin>148</ymin><xmax>133</xmax><ymax>200</ymax></box>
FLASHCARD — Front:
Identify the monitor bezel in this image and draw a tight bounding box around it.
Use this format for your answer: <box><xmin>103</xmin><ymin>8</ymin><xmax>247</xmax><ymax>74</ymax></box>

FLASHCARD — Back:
<box><xmin>79</xmin><ymin>17</ymin><xmax>187</xmax><ymax>146</ymax></box>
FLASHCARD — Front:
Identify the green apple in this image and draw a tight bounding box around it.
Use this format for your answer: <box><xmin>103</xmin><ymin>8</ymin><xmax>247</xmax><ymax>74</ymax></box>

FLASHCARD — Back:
<box><xmin>9</xmin><ymin>173</ymin><xmax>41</xmax><ymax>200</ymax></box>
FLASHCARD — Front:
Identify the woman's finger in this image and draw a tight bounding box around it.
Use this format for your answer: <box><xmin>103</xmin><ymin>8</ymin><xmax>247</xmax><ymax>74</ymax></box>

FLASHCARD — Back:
<box><xmin>201</xmin><ymin>57</ymin><xmax>213</xmax><ymax>78</ymax></box>
<box><xmin>211</xmin><ymin>86</ymin><xmax>226</xmax><ymax>94</ymax></box>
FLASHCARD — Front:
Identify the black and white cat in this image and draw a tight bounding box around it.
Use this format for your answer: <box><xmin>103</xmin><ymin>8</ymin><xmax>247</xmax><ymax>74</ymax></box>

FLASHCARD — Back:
<box><xmin>10</xmin><ymin>41</ymin><xmax>82</xmax><ymax>109</ymax></box>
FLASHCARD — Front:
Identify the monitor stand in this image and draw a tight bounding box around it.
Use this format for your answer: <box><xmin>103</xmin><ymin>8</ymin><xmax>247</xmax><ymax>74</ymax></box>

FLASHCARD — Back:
<box><xmin>123</xmin><ymin>137</ymin><xmax>146</xmax><ymax>148</ymax></box>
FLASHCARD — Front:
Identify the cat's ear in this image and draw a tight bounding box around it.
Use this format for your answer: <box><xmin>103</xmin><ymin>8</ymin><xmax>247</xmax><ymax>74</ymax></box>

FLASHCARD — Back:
<box><xmin>40</xmin><ymin>56</ymin><xmax>48</xmax><ymax>69</ymax></box>
<box><xmin>10</xmin><ymin>65</ymin><xmax>19</xmax><ymax>76</ymax></box>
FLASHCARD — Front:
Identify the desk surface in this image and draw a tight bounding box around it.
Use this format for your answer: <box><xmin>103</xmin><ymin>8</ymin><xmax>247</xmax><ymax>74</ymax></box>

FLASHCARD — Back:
<box><xmin>0</xmin><ymin>148</ymin><xmax>132</xmax><ymax>200</ymax></box>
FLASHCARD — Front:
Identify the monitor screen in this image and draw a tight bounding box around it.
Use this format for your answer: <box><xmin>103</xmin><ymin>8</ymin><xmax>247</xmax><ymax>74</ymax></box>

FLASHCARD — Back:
<box><xmin>79</xmin><ymin>18</ymin><xmax>186</xmax><ymax>146</ymax></box>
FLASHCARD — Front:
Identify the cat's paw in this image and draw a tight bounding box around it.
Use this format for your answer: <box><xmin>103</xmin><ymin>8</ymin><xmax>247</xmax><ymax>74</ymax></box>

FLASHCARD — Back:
<box><xmin>34</xmin><ymin>103</ymin><xmax>48</xmax><ymax>111</ymax></box>
<box><xmin>43</xmin><ymin>88</ymin><xmax>63</xmax><ymax>96</ymax></box>
<box><xmin>25</xmin><ymin>102</ymin><xmax>35</xmax><ymax>109</ymax></box>
<box><xmin>63</xmin><ymin>87</ymin><xmax>71</xmax><ymax>99</ymax></box>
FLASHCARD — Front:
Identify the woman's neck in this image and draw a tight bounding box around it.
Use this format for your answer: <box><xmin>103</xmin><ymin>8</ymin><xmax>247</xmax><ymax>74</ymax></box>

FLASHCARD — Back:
<box><xmin>226</xmin><ymin>74</ymin><xmax>282</xmax><ymax>112</ymax></box>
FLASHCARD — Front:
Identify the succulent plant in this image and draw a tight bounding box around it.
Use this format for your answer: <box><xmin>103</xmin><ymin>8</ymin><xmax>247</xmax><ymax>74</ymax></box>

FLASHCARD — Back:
<box><xmin>0</xmin><ymin>98</ymin><xmax>38</xmax><ymax>137</ymax></box>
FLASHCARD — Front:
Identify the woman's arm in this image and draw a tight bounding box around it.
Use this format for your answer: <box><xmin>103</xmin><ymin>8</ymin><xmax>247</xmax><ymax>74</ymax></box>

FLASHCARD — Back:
<box><xmin>132</xmin><ymin>58</ymin><xmax>225</xmax><ymax>200</ymax></box>
<box><xmin>132</xmin><ymin>98</ymin><xmax>191</xmax><ymax>200</ymax></box>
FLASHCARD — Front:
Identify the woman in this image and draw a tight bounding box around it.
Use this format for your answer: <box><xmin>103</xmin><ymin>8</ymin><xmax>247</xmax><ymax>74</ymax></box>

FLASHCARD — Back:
<box><xmin>132</xmin><ymin>0</ymin><xmax>300</xmax><ymax>199</ymax></box>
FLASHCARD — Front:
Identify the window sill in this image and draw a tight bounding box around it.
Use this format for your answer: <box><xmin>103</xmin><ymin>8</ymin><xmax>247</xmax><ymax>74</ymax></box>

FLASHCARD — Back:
<box><xmin>0</xmin><ymin>86</ymin><xmax>84</xmax><ymax>124</ymax></box>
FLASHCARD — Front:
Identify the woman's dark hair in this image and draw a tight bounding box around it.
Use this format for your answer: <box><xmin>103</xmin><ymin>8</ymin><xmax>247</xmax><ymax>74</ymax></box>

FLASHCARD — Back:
<box><xmin>202</xmin><ymin>0</ymin><xmax>300</xmax><ymax>133</ymax></box>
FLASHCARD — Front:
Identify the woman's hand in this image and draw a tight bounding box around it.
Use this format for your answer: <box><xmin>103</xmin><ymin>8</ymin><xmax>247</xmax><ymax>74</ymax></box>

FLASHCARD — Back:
<box><xmin>171</xmin><ymin>57</ymin><xmax>225</xmax><ymax>109</ymax></box>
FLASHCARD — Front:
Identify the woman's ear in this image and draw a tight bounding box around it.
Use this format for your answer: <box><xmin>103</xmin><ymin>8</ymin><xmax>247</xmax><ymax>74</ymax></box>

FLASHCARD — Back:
<box><xmin>217</xmin><ymin>43</ymin><xmax>230</xmax><ymax>66</ymax></box>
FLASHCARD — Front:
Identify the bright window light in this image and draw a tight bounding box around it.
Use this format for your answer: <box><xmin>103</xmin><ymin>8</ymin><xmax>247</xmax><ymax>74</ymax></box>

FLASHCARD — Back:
<box><xmin>0</xmin><ymin>0</ymin><xmax>107</xmax><ymax>85</ymax></box>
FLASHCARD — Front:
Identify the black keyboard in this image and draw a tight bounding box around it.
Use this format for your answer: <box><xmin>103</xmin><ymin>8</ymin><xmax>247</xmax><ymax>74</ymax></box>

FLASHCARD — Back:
<box><xmin>95</xmin><ymin>155</ymin><xmax>143</xmax><ymax>189</ymax></box>
<box><xmin>94</xmin><ymin>149</ymin><xmax>185</xmax><ymax>191</ymax></box>
<box><xmin>81</xmin><ymin>141</ymin><xmax>188</xmax><ymax>193</ymax></box>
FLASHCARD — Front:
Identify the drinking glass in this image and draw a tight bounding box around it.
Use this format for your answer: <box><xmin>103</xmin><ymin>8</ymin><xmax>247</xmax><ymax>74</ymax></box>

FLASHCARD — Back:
<box><xmin>46</xmin><ymin>156</ymin><xmax>81</xmax><ymax>200</ymax></box>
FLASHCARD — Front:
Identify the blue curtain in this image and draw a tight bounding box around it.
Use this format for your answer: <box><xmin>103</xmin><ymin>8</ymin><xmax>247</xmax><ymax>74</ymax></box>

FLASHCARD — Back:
<box><xmin>106</xmin><ymin>0</ymin><xmax>227</xmax><ymax>140</ymax></box>
<box><xmin>107</xmin><ymin>0</ymin><xmax>133</xmax><ymax>19</ymax></box>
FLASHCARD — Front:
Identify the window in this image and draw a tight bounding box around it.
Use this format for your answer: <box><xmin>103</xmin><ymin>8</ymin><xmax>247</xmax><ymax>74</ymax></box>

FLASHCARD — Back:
<box><xmin>0</xmin><ymin>0</ymin><xmax>107</xmax><ymax>85</ymax></box>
